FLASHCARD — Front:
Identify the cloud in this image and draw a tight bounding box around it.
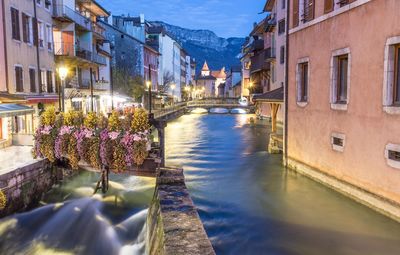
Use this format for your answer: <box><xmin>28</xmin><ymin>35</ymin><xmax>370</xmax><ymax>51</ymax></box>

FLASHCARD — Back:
<box><xmin>97</xmin><ymin>0</ymin><xmax>265</xmax><ymax>38</ymax></box>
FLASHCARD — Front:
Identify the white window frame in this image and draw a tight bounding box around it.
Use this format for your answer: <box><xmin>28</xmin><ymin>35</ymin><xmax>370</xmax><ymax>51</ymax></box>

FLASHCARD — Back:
<box><xmin>45</xmin><ymin>23</ymin><xmax>53</xmax><ymax>52</ymax></box>
<box><xmin>44</xmin><ymin>0</ymin><xmax>51</xmax><ymax>11</ymax></box>
<box><xmin>37</xmin><ymin>20</ymin><xmax>45</xmax><ymax>49</ymax></box>
<box><xmin>296</xmin><ymin>57</ymin><xmax>310</xmax><ymax>107</ymax></box>
<box><xmin>330</xmin><ymin>47</ymin><xmax>351</xmax><ymax>111</ymax></box>
<box><xmin>383</xmin><ymin>36</ymin><xmax>400</xmax><ymax>115</ymax></box>
<box><xmin>331</xmin><ymin>132</ymin><xmax>346</xmax><ymax>152</ymax></box>
<box><xmin>40</xmin><ymin>68</ymin><xmax>47</xmax><ymax>92</ymax></box>
<box><xmin>385</xmin><ymin>143</ymin><xmax>400</xmax><ymax>170</ymax></box>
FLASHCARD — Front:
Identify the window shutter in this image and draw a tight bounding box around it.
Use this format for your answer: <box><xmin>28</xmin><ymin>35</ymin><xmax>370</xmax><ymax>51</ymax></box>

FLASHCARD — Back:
<box><xmin>11</xmin><ymin>8</ymin><xmax>20</xmax><ymax>40</ymax></box>
<box><xmin>305</xmin><ymin>0</ymin><xmax>315</xmax><ymax>22</ymax></box>
<box><xmin>324</xmin><ymin>0</ymin><xmax>334</xmax><ymax>13</ymax></box>
<box><xmin>293</xmin><ymin>0</ymin><xmax>299</xmax><ymax>27</ymax></box>
<box><xmin>22</xmin><ymin>13</ymin><xmax>28</xmax><ymax>43</ymax></box>
<box><xmin>32</xmin><ymin>18</ymin><xmax>38</xmax><ymax>46</ymax></box>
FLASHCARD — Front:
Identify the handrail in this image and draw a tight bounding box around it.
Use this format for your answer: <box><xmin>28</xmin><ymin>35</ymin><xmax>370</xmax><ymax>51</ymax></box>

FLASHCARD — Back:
<box><xmin>53</xmin><ymin>4</ymin><xmax>92</xmax><ymax>31</ymax></box>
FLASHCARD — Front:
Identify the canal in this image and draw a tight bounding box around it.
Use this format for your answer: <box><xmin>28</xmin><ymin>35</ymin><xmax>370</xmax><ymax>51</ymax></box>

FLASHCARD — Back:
<box><xmin>0</xmin><ymin>113</ymin><xmax>400</xmax><ymax>255</ymax></box>
<box><xmin>165</xmin><ymin>114</ymin><xmax>400</xmax><ymax>255</ymax></box>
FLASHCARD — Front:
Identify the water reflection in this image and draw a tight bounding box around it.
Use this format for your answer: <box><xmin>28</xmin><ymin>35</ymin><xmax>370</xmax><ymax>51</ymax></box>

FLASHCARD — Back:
<box><xmin>0</xmin><ymin>172</ymin><xmax>155</xmax><ymax>255</ymax></box>
<box><xmin>165</xmin><ymin>114</ymin><xmax>400</xmax><ymax>255</ymax></box>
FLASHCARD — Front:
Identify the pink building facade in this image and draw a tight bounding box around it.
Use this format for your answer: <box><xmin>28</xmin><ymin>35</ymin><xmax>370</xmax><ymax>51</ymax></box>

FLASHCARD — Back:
<box><xmin>288</xmin><ymin>0</ymin><xmax>400</xmax><ymax>220</ymax></box>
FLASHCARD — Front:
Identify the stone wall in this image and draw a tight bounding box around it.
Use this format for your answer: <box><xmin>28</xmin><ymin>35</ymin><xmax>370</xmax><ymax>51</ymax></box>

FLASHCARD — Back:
<box><xmin>147</xmin><ymin>167</ymin><xmax>215</xmax><ymax>255</ymax></box>
<box><xmin>0</xmin><ymin>159</ymin><xmax>73</xmax><ymax>217</ymax></box>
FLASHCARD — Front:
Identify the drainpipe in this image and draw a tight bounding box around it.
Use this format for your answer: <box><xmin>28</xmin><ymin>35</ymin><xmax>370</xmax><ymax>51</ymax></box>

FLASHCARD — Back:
<box><xmin>1</xmin><ymin>0</ymin><xmax>8</xmax><ymax>91</ymax></box>
<box><xmin>90</xmin><ymin>67</ymin><xmax>94</xmax><ymax>112</ymax></box>
<box><xmin>284</xmin><ymin>0</ymin><xmax>290</xmax><ymax>167</ymax></box>
<box><xmin>33</xmin><ymin>0</ymin><xmax>41</xmax><ymax>94</ymax></box>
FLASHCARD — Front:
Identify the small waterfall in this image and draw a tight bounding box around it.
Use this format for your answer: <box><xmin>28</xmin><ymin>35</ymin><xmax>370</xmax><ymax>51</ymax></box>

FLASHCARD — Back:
<box><xmin>0</xmin><ymin>197</ymin><xmax>148</xmax><ymax>255</ymax></box>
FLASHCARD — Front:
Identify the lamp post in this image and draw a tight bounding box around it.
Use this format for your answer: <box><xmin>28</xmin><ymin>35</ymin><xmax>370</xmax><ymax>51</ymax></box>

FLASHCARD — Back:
<box><xmin>170</xmin><ymin>83</ymin><xmax>176</xmax><ymax>106</ymax></box>
<box><xmin>147</xmin><ymin>64</ymin><xmax>152</xmax><ymax>115</ymax></box>
<box><xmin>58</xmin><ymin>67</ymin><xmax>68</xmax><ymax>112</ymax></box>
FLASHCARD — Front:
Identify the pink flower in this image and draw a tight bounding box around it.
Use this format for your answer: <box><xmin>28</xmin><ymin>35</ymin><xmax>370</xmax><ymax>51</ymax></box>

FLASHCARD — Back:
<box><xmin>41</xmin><ymin>125</ymin><xmax>52</xmax><ymax>135</ymax></box>
<box><xmin>59</xmin><ymin>126</ymin><xmax>72</xmax><ymax>136</ymax></box>
<box><xmin>109</xmin><ymin>131</ymin><xmax>120</xmax><ymax>140</ymax></box>
<box><xmin>133</xmin><ymin>134</ymin><xmax>142</xmax><ymax>141</ymax></box>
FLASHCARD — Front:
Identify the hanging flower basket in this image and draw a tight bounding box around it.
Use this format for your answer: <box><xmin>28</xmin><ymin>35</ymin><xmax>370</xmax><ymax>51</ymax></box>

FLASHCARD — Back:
<box><xmin>33</xmin><ymin>107</ymin><xmax>156</xmax><ymax>173</ymax></box>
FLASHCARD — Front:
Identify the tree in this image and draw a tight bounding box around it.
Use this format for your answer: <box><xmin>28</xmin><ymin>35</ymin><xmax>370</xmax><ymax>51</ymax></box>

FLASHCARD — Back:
<box><xmin>159</xmin><ymin>70</ymin><xmax>174</xmax><ymax>93</ymax></box>
<box><xmin>112</xmin><ymin>69</ymin><xmax>145</xmax><ymax>101</ymax></box>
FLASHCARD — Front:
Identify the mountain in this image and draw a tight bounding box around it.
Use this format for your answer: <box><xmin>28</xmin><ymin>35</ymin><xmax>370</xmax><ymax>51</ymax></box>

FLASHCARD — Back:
<box><xmin>150</xmin><ymin>21</ymin><xmax>244</xmax><ymax>74</ymax></box>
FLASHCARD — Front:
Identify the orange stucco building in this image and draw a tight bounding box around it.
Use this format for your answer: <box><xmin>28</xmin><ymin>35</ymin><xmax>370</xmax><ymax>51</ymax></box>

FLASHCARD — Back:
<box><xmin>287</xmin><ymin>0</ymin><xmax>400</xmax><ymax>220</ymax></box>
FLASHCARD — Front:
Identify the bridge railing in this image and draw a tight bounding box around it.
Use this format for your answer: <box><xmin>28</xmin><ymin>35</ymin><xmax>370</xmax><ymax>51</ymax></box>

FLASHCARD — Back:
<box><xmin>153</xmin><ymin>102</ymin><xmax>187</xmax><ymax>119</ymax></box>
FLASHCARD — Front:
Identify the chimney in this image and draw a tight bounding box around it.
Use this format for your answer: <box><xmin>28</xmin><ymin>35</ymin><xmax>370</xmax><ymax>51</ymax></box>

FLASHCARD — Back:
<box><xmin>140</xmin><ymin>14</ymin><xmax>145</xmax><ymax>24</ymax></box>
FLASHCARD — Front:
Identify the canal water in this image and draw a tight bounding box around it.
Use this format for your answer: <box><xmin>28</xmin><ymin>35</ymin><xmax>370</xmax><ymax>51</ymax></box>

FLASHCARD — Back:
<box><xmin>165</xmin><ymin>114</ymin><xmax>400</xmax><ymax>255</ymax></box>
<box><xmin>0</xmin><ymin>172</ymin><xmax>155</xmax><ymax>254</ymax></box>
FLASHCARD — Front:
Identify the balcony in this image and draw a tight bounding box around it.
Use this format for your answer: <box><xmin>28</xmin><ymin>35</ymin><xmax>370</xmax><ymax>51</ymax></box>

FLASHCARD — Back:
<box><xmin>264</xmin><ymin>47</ymin><xmax>276</xmax><ymax>62</ymax></box>
<box><xmin>95</xmin><ymin>81</ymin><xmax>110</xmax><ymax>91</ymax></box>
<box><xmin>92</xmin><ymin>52</ymin><xmax>107</xmax><ymax>65</ymax></box>
<box><xmin>250</xmin><ymin>51</ymin><xmax>271</xmax><ymax>74</ymax></box>
<box><xmin>92</xmin><ymin>22</ymin><xmax>106</xmax><ymax>38</ymax></box>
<box><xmin>54</xmin><ymin>42</ymin><xmax>107</xmax><ymax>66</ymax></box>
<box><xmin>53</xmin><ymin>3</ymin><xmax>92</xmax><ymax>31</ymax></box>
<box><xmin>251</xmin><ymin>40</ymin><xmax>265</xmax><ymax>52</ymax></box>
<box><xmin>265</xmin><ymin>13</ymin><xmax>276</xmax><ymax>32</ymax></box>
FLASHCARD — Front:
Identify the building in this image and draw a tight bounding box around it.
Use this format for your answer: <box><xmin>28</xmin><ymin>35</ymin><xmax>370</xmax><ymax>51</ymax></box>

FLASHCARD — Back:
<box><xmin>287</xmin><ymin>0</ymin><xmax>400</xmax><ymax>219</ymax></box>
<box><xmin>195</xmin><ymin>61</ymin><xmax>227</xmax><ymax>98</ymax></box>
<box><xmin>53</xmin><ymin>0</ymin><xmax>111</xmax><ymax>114</ymax></box>
<box><xmin>195</xmin><ymin>61</ymin><xmax>215</xmax><ymax>98</ymax></box>
<box><xmin>144</xmin><ymin>44</ymin><xmax>160</xmax><ymax>91</ymax></box>
<box><xmin>1</xmin><ymin>0</ymin><xmax>59</xmax><ymax>147</ymax></box>
<box><xmin>252</xmin><ymin>0</ymin><xmax>286</xmax><ymax>135</ymax></box>
<box><xmin>147</xmin><ymin>26</ymin><xmax>182</xmax><ymax>100</ymax></box>
<box><xmin>225</xmin><ymin>66</ymin><xmax>242</xmax><ymax>97</ymax></box>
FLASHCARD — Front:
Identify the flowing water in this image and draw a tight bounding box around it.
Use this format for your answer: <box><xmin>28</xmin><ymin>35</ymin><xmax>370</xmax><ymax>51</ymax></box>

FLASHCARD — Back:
<box><xmin>0</xmin><ymin>172</ymin><xmax>155</xmax><ymax>255</ymax></box>
<box><xmin>165</xmin><ymin>114</ymin><xmax>400</xmax><ymax>255</ymax></box>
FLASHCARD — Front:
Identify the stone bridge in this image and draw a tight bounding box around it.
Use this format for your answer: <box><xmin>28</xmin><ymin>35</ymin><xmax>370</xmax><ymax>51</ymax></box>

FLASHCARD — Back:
<box><xmin>153</xmin><ymin>98</ymin><xmax>255</xmax><ymax>121</ymax></box>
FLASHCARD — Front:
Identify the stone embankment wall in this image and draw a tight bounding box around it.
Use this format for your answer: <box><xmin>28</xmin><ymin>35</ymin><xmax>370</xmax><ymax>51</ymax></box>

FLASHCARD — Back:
<box><xmin>0</xmin><ymin>159</ymin><xmax>73</xmax><ymax>217</ymax></box>
<box><xmin>147</xmin><ymin>167</ymin><xmax>215</xmax><ymax>255</ymax></box>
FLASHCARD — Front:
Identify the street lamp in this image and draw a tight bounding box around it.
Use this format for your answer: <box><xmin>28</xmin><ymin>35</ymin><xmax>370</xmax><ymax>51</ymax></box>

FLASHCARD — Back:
<box><xmin>58</xmin><ymin>67</ymin><xmax>68</xmax><ymax>112</ymax></box>
<box><xmin>170</xmin><ymin>83</ymin><xmax>176</xmax><ymax>105</ymax></box>
<box><xmin>146</xmin><ymin>80</ymin><xmax>152</xmax><ymax>114</ymax></box>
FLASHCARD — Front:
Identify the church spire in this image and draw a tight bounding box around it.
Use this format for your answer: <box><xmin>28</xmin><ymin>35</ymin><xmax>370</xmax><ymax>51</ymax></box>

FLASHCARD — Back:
<box><xmin>202</xmin><ymin>61</ymin><xmax>210</xmax><ymax>71</ymax></box>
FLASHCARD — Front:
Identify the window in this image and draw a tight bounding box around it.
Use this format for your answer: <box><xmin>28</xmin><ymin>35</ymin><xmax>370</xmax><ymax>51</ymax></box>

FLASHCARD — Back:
<box><xmin>22</xmin><ymin>13</ymin><xmax>31</xmax><ymax>43</ymax></box>
<box><xmin>330</xmin><ymin>48</ymin><xmax>351</xmax><ymax>110</ymax></box>
<box><xmin>282</xmin><ymin>0</ymin><xmax>285</xmax><ymax>9</ymax></box>
<box><xmin>45</xmin><ymin>0</ymin><xmax>51</xmax><ymax>10</ymax></box>
<box><xmin>302</xmin><ymin>0</ymin><xmax>315</xmax><ymax>23</ymax></box>
<box><xmin>338</xmin><ymin>0</ymin><xmax>357</xmax><ymax>7</ymax></box>
<box><xmin>11</xmin><ymin>8</ymin><xmax>20</xmax><ymax>41</ymax></box>
<box><xmin>280</xmin><ymin>46</ymin><xmax>285</xmax><ymax>64</ymax></box>
<box><xmin>40</xmin><ymin>69</ymin><xmax>46</xmax><ymax>92</ymax></box>
<box><xmin>13</xmin><ymin>116</ymin><xmax>26</xmax><ymax>134</ymax></box>
<box><xmin>15</xmin><ymin>66</ymin><xmax>23</xmax><ymax>92</ymax></box>
<box><xmin>36</xmin><ymin>0</ymin><xmax>41</xmax><ymax>6</ymax></box>
<box><xmin>331</xmin><ymin>133</ymin><xmax>345</xmax><ymax>152</ymax></box>
<box><xmin>29</xmin><ymin>68</ymin><xmax>36</xmax><ymax>92</ymax></box>
<box><xmin>385</xmin><ymin>144</ymin><xmax>400</xmax><ymax>169</ymax></box>
<box><xmin>324</xmin><ymin>0</ymin><xmax>334</xmax><ymax>13</ymax></box>
<box><xmin>293</xmin><ymin>0</ymin><xmax>299</xmax><ymax>27</ymax></box>
<box><xmin>72</xmin><ymin>101</ymin><xmax>83</xmax><ymax>111</ymax></box>
<box><xmin>37</xmin><ymin>21</ymin><xmax>44</xmax><ymax>48</ymax></box>
<box><xmin>393</xmin><ymin>45</ymin><xmax>400</xmax><ymax>105</ymax></box>
<box><xmin>336</xmin><ymin>55</ymin><xmax>348</xmax><ymax>103</ymax></box>
<box><xmin>278</xmin><ymin>19</ymin><xmax>285</xmax><ymax>35</ymax></box>
<box><xmin>46</xmin><ymin>70</ymin><xmax>53</xmax><ymax>93</ymax></box>
<box><xmin>46</xmin><ymin>24</ymin><xmax>52</xmax><ymax>50</ymax></box>
<box><xmin>297</xmin><ymin>61</ymin><xmax>309</xmax><ymax>103</ymax></box>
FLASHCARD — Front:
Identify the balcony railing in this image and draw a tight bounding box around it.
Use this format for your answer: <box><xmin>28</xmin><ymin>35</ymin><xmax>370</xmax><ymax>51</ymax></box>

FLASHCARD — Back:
<box><xmin>92</xmin><ymin>52</ymin><xmax>107</xmax><ymax>65</ymax></box>
<box><xmin>54</xmin><ymin>41</ymin><xmax>106</xmax><ymax>65</ymax></box>
<box><xmin>264</xmin><ymin>47</ymin><xmax>276</xmax><ymax>61</ymax></box>
<box><xmin>92</xmin><ymin>22</ymin><xmax>105</xmax><ymax>37</ymax></box>
<box><xmin>251</xmin><ymin>50</ymin><xmax>272</xmax><ymax>74</ymax></box>
<box><xmin>53</xmin><ymin>4</ymin><xmax>92</xmax><ymax>31</ymax></box>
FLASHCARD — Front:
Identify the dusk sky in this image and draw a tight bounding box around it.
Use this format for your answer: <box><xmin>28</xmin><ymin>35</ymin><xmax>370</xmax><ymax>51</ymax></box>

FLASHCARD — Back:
<box><xmin>97</xmin><ymin>0</ymin><xmax>266</xmax><ymax>38</ymax></box>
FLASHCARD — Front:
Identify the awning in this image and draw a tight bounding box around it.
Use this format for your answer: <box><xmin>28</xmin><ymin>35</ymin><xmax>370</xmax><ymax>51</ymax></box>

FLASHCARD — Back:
<box><xmin>253</xmin><ymin>86</ymin><xmax>284</xmax><ymax>103</ymax></box>
<box><xmin>0</xmin><ymin>104</ymin><xmax>35</xmax><ymax>118</ymax></box>
<box><xmin>0</xmin><ymin>93</ymin><xmax>27</xmax><ymax>103</ymax></box>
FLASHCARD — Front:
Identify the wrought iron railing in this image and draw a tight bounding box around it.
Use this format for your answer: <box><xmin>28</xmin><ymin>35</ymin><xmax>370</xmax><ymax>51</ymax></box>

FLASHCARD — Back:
<box><xmin>53</xmin><ymin>4</ymin><xmax>92</xmax><ymax>31</ymax></box>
